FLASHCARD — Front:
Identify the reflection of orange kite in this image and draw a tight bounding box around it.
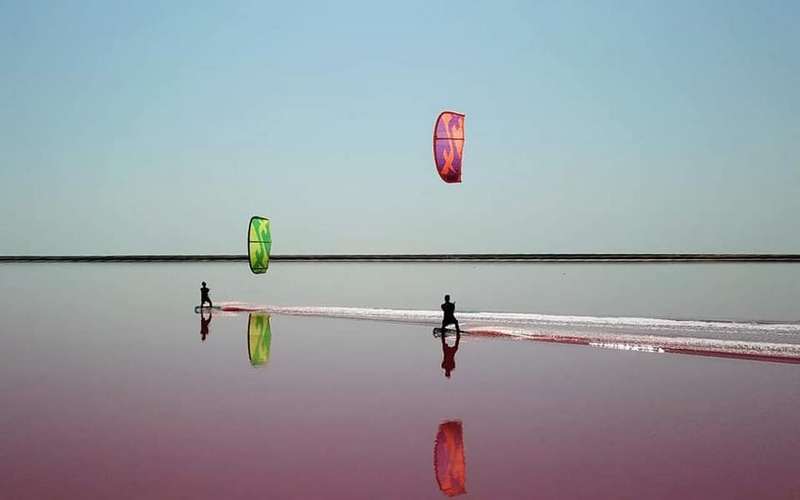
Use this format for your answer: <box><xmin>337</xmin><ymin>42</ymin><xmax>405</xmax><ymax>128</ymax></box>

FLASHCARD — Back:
<box><xmin>434</xmin><ymin>420</ymin><xmax>466</xmax><ymax>496</ymax></box>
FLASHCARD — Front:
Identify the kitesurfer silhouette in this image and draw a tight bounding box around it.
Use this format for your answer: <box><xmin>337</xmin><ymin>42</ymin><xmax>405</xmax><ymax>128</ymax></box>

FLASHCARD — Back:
<box><xmin>200</xmin><ymin>310</ymin><xmax>212</xmax><ymax>342</ymax></box>
<box><xmin>441</xmin><ymin>294</ymin><xmax>460</xmax><ymax>333</ymax></box>
<box><xmin>440</xmin><ymin>328</ymin><xmax>460</xmax><ymax>378</ymax></box>
<box><xmin>200</xmin><ymin>281</ymin><xmax>212</xmax><ymax>308</ymax></box>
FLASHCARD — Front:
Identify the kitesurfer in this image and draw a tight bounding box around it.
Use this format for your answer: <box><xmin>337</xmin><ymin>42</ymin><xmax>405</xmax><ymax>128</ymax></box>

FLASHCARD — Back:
<box><xmin>441</xmin><ymin>294</ymin><xmax>460</xmax><ymax>333</ymax></box>
<box><xmin>440</xmin><ymin>328</ymin><xmax>460</xmax><ymax>378</ymax></box>
<box><xmin>200</xmin><ymin>281</ymin><xmax>213</xmax><ymax>308</ymax></box>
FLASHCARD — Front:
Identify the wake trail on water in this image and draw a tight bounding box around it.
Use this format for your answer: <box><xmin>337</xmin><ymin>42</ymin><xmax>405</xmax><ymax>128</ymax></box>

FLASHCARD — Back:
<box><xmin>210</xmin><ymin>303</ymin><xmax>800</xmax><ymax>362</ymax></box>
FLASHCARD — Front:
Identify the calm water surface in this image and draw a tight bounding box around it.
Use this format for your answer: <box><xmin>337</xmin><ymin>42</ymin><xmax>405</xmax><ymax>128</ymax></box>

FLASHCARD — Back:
<box><xmin>1</xmin><ymin>263</ymin><xmax>799</xmax><ymax>499</ymax></box>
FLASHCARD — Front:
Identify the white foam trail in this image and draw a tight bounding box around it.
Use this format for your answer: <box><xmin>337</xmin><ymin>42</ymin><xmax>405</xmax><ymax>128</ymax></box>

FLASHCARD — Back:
<box><xmin>589</xmin><ymin>342</ymin><xmax>666</xmax><ymax>353</ymax></box>
<box><xmin>220</xmin><ymin>303</ymin><xmax>800</xmax><ymax>332</ymax></box>
<box><xmin>217</xmin><ymin>303</ymin><xmax>800</xmax><ymax>361</ymax></box>
<box><xmin>465</xmin><ymin>326</ymin><xmax>800</xmax><ymax>360</ymax></box>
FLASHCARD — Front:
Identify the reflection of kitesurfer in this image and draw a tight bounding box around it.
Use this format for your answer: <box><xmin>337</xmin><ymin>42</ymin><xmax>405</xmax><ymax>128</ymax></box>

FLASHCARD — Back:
<box><xmin>441</xmin><ymin>294</ymin><xmax>460</xmax><ymax>333</ymax></box>
<box><xmin>200</xmin><ymin>281</ymin><xmax>212</xmax><ymax>308</ymax></box>
<box><xmin>440</xmin><ymin>328</ymin><xmax>460</xmax><ymax>378</ymax></box>
<box><xmin>200</xmin><ymin>310</ymin><xmax>212</xmax><ymax>342</ymax></box>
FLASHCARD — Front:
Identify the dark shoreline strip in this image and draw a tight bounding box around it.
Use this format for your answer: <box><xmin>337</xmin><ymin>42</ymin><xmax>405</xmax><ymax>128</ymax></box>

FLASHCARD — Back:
<box><xmin>2</xmin><ymin>254</ymin><xmax>800</xmax><ymax>263</ymax></box>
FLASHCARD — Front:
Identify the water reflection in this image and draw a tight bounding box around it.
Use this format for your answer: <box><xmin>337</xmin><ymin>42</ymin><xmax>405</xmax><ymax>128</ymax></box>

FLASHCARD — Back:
<box><xmin>434</xmin><ymin>421</ymin><xmax>466</xmax><ymax>497</ymax></box>
<box><xmin>434</xmin><ymin>328</ymin><xmax>461</xmax><ymax>378</ymax></box>
<box><xmin>247</xmin><ymin>313</ymin><xmax>272</xmax><ymax>367</ymax></box>
<box><xmin>199</xmin><ymin>309</ymin><xmax>212</xmax><ymax>342</ymax></box>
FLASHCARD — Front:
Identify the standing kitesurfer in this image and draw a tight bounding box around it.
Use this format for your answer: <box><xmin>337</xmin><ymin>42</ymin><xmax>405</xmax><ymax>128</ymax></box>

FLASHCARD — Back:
<box><xmin>441</xmin><ymin>294</ymin><xmax>460</xmax><ymax>333</ymax></box>
<box><xmin>200</xmin><ymin>281</ymin><xmax>212</xmax><ymax>308</ymax></box>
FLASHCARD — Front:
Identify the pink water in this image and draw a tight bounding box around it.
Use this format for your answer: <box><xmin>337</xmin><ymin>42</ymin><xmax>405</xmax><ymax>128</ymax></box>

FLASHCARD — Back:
<box><xmin>1</xmin><ymin>264</ymin><xmax>799</xmax><ymax>499</ymax></box>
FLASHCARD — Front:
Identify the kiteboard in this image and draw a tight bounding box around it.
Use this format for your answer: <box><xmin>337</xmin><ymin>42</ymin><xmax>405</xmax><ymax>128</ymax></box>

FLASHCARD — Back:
<box><xmin>433</xmin><ymin>327</ymin><xmax>463</xmax><ymax>338</ymax></box>
<box><xmin>194</xmin><ymin>305</ymin><xmax>222</xmax><ymax>313</ymax></box>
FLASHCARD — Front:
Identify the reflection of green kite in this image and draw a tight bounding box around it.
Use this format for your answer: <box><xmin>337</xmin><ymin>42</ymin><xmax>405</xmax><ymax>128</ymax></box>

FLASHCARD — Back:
<box><xmin>248</xmin><ymin>313</ymin><xmax>271</xmax><ymax>367</ymax></box>
<box><xmin>248</xmin><ymin>216</ymin><xmax>271</xmax><ymax>274</ymax></box>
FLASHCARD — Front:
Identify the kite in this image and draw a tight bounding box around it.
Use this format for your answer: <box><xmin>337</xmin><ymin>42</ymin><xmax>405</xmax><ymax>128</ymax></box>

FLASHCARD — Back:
<box><xmin>433</xmin><ymin>111</ymin><xmax>465</xmax><ymax>183</ymax></box>
<box><xmin>248</xmin><ymin>216</ymin><xmax>271</xmax><ymax>274</ymax></box>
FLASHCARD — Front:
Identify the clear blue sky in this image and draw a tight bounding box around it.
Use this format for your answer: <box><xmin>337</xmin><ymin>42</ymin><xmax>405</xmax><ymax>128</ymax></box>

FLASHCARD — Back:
<box><xmin>1</xmin><ymin>0</ymin><xmax>798</xmax><ymax>254</ymax></box>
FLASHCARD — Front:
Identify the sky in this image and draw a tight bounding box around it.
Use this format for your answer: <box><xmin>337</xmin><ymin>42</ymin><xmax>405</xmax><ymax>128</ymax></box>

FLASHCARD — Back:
<box><xmin>1</xmin><ymin>0</ymin><xmax>798</xmax><ymax>255</ymax></box>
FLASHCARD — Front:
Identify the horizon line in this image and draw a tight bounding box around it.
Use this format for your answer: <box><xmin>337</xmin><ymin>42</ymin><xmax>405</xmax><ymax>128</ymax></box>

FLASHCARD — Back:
<box><xmin>2</xmin><ymin>253</ymin><xmax>800</xmax><ymax>263</ymax></box>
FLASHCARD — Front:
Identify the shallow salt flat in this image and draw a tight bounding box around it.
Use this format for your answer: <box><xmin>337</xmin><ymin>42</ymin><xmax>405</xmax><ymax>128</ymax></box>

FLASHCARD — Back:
<box><xmin>2</xmin><ymin>263</ymin><xmax>800</xmax><ymax>499</ymax></box>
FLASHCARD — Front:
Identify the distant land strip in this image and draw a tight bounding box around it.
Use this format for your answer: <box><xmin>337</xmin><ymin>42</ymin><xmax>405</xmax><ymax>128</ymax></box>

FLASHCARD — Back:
<box><xmin>2</xmin><ymin>254</ymin><xmax>800</xmax><ymax>263</ymax></box>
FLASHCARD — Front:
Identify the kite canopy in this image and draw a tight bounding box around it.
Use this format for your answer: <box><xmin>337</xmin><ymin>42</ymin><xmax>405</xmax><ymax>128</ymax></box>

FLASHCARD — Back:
<box><xmin>434</xmin><ymin>420</ymin><xmax>467</xmax><ymax>497</ymax></box>
<box><xmin>247</xmin><ymin>313</ymin><xmax>272</xmax><ymax>367</ymax></box>
<box><xmin>433</xmin><ymin>111</ymin><xmax>465</xmax><ymax>183</ymax></box>
<box><xmin>248</xmin><ymin>216</ymin><xmax>271</xmax><ymax>274</ymax></box>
